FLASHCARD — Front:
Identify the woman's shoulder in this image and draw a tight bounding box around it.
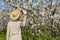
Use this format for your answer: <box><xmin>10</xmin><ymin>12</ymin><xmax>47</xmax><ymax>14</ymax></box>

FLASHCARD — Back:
<box><xmin>8</xmin><ymin>21</ymin><xmax>22</xmax><ymax>23</ymax></box>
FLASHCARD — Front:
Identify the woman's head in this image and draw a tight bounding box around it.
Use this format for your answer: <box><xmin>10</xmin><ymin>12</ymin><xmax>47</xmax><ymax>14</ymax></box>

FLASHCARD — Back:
<box><xmin>10</xmin><ymin>9</ymin><xmax>20</xmax><ymax>21</ymax></box>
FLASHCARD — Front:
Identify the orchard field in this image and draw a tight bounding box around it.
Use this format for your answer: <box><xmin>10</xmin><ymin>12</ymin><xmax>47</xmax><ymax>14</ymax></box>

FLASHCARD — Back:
<box><xmin>0</xmin><ymin>0</ymin><xmax>60</xmax><ymax>40</ymax></box>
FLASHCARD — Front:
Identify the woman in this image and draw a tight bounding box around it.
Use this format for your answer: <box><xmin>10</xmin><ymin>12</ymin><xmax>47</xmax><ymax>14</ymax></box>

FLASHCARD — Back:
<box><xmin>6</xmin><ymin>9</ymin><xmax>27</xmax><ymax>40</ymax></box>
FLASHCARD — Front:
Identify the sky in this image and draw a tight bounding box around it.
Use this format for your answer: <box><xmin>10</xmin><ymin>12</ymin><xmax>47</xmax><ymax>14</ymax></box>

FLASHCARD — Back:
<box><xmin>0</xmin><ymin>0</ymin><xmax>60</xmax><ymax>9</ymax></box>
<box><xmin>0</xmin><ymin>0</ymin><xmax>3</xmax><ymax>9</ymax></box>
<box><xmin>0</xmin><ymin>0</ymin><xmax>10</xmax><ymax>9</ymax></box>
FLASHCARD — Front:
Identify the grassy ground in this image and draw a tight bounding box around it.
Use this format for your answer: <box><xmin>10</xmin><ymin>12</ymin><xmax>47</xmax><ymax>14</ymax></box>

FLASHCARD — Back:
<box><xmin>0</xmin><ymin>32</ymin><xmax>6</xmax><ymax>40</ymax></box>
<box><xmin>0</xmin><ymin>32</ymin><xmax>60</xmax><ymax>40</ymax></box>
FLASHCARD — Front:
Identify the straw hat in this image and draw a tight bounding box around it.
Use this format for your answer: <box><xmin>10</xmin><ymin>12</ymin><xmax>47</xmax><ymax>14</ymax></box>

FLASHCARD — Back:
<box><xmin>10</xmin><ymin>9</ymin><xmax>20</xmax><ymax>20</ymax></box>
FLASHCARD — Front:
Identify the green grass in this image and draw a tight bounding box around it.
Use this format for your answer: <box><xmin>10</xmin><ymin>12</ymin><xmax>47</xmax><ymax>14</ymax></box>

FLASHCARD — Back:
<box><xmin>0</xmin><ymin>32</ymin><xmax>6</xmax><ymax>40</ymax></box>
<box><xmin>0</xmin><ymin>32</ymin><xmax>60</xmax><ymax>40</ymax></box>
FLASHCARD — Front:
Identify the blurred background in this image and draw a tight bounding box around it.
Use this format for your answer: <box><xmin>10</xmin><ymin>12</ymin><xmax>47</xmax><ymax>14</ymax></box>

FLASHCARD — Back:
<box><xmin>0</xmin><ymin>0</ymin><xmax>60</xmax><ymax>40</ymax></box>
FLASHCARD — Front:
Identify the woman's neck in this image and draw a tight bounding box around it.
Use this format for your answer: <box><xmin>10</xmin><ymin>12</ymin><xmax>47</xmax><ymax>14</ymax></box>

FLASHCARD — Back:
<box><xmin>11</xmin><ymin>19</ymin><xmax>18</xmax><ymax>22</ymax></box>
